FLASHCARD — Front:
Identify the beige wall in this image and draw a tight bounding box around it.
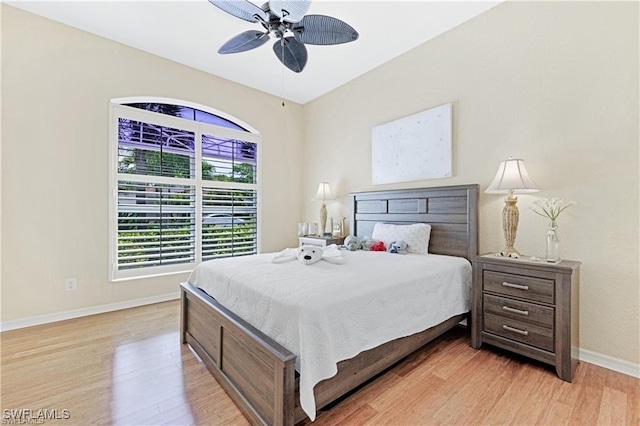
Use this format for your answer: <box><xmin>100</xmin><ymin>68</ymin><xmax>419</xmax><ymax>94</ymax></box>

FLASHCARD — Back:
<box><xmin>2</xmin><ymin>2</ymin><xmax>638</xmax><ymax>368</ymax></box>
<box><xmin>303</xmin><ymin>2</ymin><xmax>639</xmax><ymax>365</ymax></box>
<box><xmin>1</xmin><ymin>5</ymin><xmax>304</xmax><ymax>321</ymax></box>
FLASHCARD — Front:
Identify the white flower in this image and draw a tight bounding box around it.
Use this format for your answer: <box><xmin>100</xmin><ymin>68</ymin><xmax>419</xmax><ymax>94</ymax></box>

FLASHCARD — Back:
<box><xmin>530</xmin><ymin>198</ymin><xmax>576</xmax><ymax>221</ymax></box>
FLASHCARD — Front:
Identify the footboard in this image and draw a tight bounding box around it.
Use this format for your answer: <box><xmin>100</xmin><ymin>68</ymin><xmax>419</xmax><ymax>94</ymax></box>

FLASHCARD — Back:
<box><xmin>180</xmin><ymin>282</ymin><xmax>296</xmax><ymax>426</ymax></box>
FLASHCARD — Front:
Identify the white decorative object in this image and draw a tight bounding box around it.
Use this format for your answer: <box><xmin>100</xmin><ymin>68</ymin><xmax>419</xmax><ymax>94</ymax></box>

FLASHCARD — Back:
<box><xmin>372</xmin><ymin>103</ymin><xmax>452</xmax><ymax>185</ymax></box>
<box><xmin>331</xmin><ymin>217</ymin><xmax>345</xmax><ymax>237</ymax></box>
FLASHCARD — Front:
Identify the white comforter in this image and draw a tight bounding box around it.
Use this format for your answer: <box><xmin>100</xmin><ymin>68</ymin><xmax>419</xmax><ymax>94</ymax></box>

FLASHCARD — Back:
<box><xmin>187</xmin><ymin>250</ymin><xmax>471</xmax><ymax>421</ymax></box>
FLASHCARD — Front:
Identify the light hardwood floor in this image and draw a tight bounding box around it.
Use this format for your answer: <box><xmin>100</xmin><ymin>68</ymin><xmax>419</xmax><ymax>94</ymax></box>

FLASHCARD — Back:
<box><xmin>1</xmin><ymin>301</ymin><xmax>638</xmax><ymax>425</ymax></box>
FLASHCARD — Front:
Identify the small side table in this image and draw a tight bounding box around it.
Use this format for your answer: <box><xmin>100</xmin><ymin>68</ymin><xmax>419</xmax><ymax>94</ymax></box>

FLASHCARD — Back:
<box><xmin>298</xmin><ymin>236</ymin><xmax>345</xmax><ymax>247</ymax></box>
<box><xmin>471</xmin><ymin>254</ymin><xmax>580</xmax><ymax>382</ymax></box>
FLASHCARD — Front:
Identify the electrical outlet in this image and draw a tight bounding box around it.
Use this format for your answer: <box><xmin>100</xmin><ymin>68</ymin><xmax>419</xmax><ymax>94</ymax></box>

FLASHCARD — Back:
<box><xmin>64</xmin><ymin>278</ymin><xmax>77</xmax><ymax>291</ymax></box>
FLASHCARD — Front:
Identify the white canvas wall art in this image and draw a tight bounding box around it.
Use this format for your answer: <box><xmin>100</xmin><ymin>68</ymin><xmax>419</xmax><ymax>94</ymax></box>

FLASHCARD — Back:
<box><xmin>372</xmin><ymin>103</ymin><xmax>452</xmax><ymax>185</ymax></box>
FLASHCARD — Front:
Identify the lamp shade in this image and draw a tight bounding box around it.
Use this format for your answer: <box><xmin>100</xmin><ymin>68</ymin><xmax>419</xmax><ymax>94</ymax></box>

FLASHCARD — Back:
<box><xmin>312</xmin><ymin>182</ymin><xmax>335</xmax><ymax>201</ymax></box>
<box><xmin>485</xmin><ymin>158</ymin><xmax>539</xmax><ymax>194</ymax></box>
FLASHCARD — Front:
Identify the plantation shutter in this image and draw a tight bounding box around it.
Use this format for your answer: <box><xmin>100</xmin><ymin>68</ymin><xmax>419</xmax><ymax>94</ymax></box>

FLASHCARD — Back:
<box><xmin>202</xmin><ymin>188</ymin><xmax>258</xmax><ymax>261</ymax></box>
<box><xmin>111</xmin><ymin>102</ymin><xmax>260</xmax><ymax>281</ymax></box>
<box><xmin>117</xmin><ymin>182</ymin><xmax>196</xmax><ymax>269</ymax></box>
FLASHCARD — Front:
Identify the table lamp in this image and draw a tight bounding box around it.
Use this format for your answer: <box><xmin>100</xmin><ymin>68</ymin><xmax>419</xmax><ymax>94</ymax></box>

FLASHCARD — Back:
<box><xmin>485</xmin><ymin>158</ymin><xmax>539</xmax><ymax>256</ymax></box>
<box><xmin>312</xmin><ymin>182</ymin><xmax>335</xmax><ymax>237</ymax></box>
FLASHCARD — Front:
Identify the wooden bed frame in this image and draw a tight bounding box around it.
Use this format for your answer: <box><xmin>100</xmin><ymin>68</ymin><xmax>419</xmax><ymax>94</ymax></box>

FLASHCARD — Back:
<box><xmin>180</xmin><ymin>184</ymin><xmax>479</xmax><ymax>425</ymax></box>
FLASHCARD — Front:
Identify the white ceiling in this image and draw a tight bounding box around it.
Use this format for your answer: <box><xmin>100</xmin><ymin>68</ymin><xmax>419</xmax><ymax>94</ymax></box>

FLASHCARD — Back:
<box><xmin>7</xmin><ymin>1</ymin><xmax>501</xmax><ymax>104</ymax></box>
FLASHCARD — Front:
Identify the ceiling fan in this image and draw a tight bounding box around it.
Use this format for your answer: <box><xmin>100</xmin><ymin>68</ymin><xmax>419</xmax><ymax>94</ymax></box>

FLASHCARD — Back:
<box><xmin>209</xmin><ymin>0</ymin><xmax>359</xmax><ymax>73</ymax></box>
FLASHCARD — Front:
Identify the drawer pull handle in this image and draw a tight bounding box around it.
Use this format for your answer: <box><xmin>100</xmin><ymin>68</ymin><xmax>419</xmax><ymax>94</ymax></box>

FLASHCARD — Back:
<box><xmin>502</xmin><ymin>325</ymin><xmax>529</xmax><ymax>336</ymax></box>
<box><xmin>502</xmin><ymin>282</ymin><xmax>529</xmax><ymax>291</ymax></box>
<box><xmin>502</xmin><ymin>306</ymin><xmax>529</xmax><ymax>316</ymax></box>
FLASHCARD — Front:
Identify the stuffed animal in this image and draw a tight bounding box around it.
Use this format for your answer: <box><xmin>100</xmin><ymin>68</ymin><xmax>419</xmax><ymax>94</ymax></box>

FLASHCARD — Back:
<box><xmin>344</xmin><ymin>235</ymin><xmax>361</xmax><ymax>251</ymax></box>
<box><xmin>361</xmin><ymin>237</ymin><xmax>374</xmax><ymax>251</ymax></box>
<box><xmin>296</xmin><ymin>245</ymin><xmax>323</xmax><ymax>265</ymax></box>
<box><xmin>271</xmin><ymin>245</ymin><xmax>345</xmax><ymax>265</ymax></box>
<box><xmin>370</xmin><ymin>241</ymin><xmax>387</xmax><ymax>252</ymax></box>
<box><xmin>388</xmin><ymin>240</ymin><xmax>408</xmax><ymax>254</ymax></box>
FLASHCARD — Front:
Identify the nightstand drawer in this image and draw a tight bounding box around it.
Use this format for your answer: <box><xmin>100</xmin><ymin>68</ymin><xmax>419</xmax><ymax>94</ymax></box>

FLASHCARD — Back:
<box><xmin>483</xmin><ymin>294</ymin><xmax>554</xmax><ymax>328</ymax></box>
<box><xmin>484</xmin><ymin>271</ymin><xmax>554</xmax><ymax>304</ymax></box>
<box><xmin>483</xmin><ymin>313</ymin><xmax>554</xmax><ymax>352</ymax></box>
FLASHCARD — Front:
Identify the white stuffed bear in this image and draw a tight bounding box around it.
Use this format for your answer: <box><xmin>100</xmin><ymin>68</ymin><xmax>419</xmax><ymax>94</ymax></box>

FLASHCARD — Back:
<box><xmin>271</xmin><ymin>244</ymin><xmax>345</xmax><ymax>265</ymax></box>
<box><xmin>296</xmin><ymin>245</ymin><xmax>323</xmax><ymax>265</ymax></box>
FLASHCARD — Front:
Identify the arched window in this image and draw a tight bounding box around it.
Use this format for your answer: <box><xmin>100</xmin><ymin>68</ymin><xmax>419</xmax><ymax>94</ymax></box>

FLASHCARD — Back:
<box><xmin>109</xmin><ymin>98</ymin><xmax>261</xmax><ymax>281</ymax></box>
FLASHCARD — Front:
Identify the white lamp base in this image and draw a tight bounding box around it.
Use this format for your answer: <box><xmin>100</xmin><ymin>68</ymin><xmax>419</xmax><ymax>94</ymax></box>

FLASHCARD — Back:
<box><xmin>319</xmin><ymin>203</ymin><xmax>328</xmax><ymax>236</ymax></box>
<box><xmin>502</xmin><ymin>191</ymin><xmax>520</xmax><ymax>256</ymax></box>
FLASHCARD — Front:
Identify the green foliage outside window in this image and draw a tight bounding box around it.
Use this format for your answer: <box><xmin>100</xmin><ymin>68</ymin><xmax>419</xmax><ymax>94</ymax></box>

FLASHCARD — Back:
<box><xmin>118</xmin><ymin>149</ymin><xmax>254</xmax><ymax>183</ymax></box>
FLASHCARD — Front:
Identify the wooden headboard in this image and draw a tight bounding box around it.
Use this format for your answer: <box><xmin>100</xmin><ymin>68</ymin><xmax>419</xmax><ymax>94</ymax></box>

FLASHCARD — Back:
<box><xmin>350</xmin><ymin>184</ymin><xmax>479</xmax><ymax>260</ymax></box>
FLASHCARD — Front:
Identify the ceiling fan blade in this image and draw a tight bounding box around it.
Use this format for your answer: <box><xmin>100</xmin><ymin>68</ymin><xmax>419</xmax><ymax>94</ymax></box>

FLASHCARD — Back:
<box><xmin>293</xmin><ymin>15</ymin><xmax>359</xmax><ymax>45</ymax></box>
<box><xmin>219</xmin><ymin>30</ymin><xmax>269</xmax><ymax>54</ymax></box>
<box><xmin>273</xmin><ymin>37</ymin><xmax>308</xmax><ymax>73</ymax></box>
<box><xmin>268</xmin><ymin>0</ymin><xmax>311</xmax><ymax>23</ymax></box>
<box><xmin>208</xmin><ymin>0</ymin><xmax>267</xmax><ymax>23</ymax></box>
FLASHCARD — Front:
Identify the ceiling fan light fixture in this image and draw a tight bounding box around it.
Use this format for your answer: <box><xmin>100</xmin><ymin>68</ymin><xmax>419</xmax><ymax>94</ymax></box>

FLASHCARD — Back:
<box><xmin>210</xmin><ymin>0</ymin><xmax>359</xmax><ymax>72</ymax></box>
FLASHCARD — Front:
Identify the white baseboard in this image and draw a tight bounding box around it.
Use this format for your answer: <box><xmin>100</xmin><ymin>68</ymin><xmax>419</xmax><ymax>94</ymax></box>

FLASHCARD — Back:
<box><xmin>579</xmin><ymin>348</ymin><xmax>640</xmax><ymax>378</ymax></box>
<box><xmin>0</xmin><ymin>292</ymin><xmax>180</xmax><ymax>332</ymax></box>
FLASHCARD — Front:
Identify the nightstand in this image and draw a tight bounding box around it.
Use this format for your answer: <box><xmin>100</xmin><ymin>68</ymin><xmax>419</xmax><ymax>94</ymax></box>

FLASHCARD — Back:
<box><xmin>298</xmin><ymin>236</ymin><xmax>345</xmax><ymax>247</ymax></box>
<box><xmin>471</xmin><ymin>254</ymin><xmax>580</xmax><ymax>382</ymax></box>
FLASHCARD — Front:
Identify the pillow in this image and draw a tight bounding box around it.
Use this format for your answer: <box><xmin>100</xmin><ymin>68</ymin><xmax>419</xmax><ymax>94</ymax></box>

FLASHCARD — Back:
<box><xmin>371</xmin><ymin>223</ymin><xmax>431</xmax><ymax>255</ymax></box>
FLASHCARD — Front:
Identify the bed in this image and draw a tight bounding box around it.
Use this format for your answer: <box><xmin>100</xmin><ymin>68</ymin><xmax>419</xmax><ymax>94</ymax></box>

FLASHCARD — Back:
<box><xmin>180</xmin><ymin>184</ymin><xmax>479</xmax><ymax>425</ymax></box>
